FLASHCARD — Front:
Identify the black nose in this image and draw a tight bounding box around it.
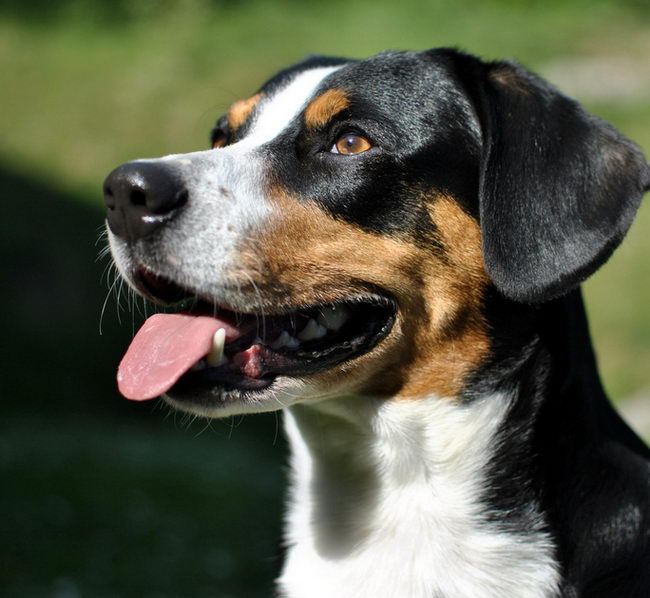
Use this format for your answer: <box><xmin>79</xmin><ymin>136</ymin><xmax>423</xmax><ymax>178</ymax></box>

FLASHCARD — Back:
<box><xmin>103</xmin><ymin>161</ymin><xmax>188</xmax><ymax>243</ymax></box>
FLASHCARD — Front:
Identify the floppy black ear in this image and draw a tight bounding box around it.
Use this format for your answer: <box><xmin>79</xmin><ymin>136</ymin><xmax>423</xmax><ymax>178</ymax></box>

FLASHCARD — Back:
<box><xmin>450</xmin><ymin>53</ymin><xmax>649</xmax><ymax>303</ymax></box>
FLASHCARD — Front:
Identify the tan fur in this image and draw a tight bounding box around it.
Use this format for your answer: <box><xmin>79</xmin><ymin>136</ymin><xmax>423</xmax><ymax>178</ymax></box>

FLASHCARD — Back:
<box><xmin>227</xmin><ymin>93</ymin><xmax>262</xmax><ymax>131</ymax></box>
<box><xmin>304</xmin><ymin>89</ymin><xmax>350</xmax><ymax>129</ymax></box>
<box><xmin>237</xmin><ymin>190</ymin><xmax>489</xmax><ymax>400</ymax></box>
<box><xmin>490</xmin><ymin>66</ymin><xmax>530</xmax><ymax>95</ymax></box>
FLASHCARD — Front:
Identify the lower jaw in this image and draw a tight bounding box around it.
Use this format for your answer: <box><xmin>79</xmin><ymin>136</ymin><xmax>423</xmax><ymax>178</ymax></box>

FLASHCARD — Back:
<box><xmin>167</xmin><ymin>370</ymin><xmax>274</xmax><ymax>400</ymax></box>
<box><xmin>162</xmin><ymin>375</ymin><xmax>290</xmax><ymax>417</ymax></box>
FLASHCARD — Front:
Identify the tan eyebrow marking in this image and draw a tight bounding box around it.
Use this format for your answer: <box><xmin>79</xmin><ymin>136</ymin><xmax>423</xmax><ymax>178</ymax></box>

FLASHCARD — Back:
<box><xmin>227</xmin><ymin>93</ymin><xmax>263</xmax><ymax>131</ymax></box>
<box><xmin>304</xmin><ymin>89</ymin><xmax>350</xmax><ymax>129</ymax></box>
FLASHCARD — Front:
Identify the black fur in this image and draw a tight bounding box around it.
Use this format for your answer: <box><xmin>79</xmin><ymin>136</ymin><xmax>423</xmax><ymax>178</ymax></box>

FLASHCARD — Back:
<box><xmin>449</xmin><ymin>53</ymin><xmax>650</xmax><ymax>303</ymax></box>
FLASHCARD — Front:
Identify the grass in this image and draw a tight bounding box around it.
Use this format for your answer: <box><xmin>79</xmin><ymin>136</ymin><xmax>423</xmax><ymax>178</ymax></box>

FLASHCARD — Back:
<box><xmin>1</xmin><ymin>415</ymin><xmax>286</xmax><ymax>598</ymax></box>
<box><xmin>1</xmin><ymin>0</ymin><xmax>649</xmax><ymax>595</ymax></box>
<box><xmin>1</xmin><ymin>0</ymin><xmax>648</xmax><ymax>198</ymax></box>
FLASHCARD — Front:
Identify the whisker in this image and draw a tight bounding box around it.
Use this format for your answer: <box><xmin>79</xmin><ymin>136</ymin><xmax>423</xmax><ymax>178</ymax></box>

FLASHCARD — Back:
<box><xmin>193</xmin><ymin>417</ymin><xmax>215</xmax><ymax>438</ymax></box>
<box><xmin>99</xmin><ymin>274</ymin><xmax>120</xmax><ymax>335</ymax></box>
<box><xmin>242</xmin><ymin>271</ymin><xmax>266</xmax><ymax>341</ymax></box>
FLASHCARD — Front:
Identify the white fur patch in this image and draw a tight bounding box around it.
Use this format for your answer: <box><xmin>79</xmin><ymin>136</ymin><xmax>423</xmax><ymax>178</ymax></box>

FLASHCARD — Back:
<box><xmin>279</xmin><ymin>394</ymin><xmax>560</xmax><ymax>598</ymax></box>
<box><xmin>236</xmin><ymin>65</ymin><xmax>342</xmax><ymax>149</ymax></box>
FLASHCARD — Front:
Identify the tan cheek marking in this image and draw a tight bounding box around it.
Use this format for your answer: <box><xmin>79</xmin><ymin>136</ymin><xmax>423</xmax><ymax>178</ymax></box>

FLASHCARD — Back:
<box><xmin>389</xmin><ymin>197</ymin><xmax>489</xmax><ymax>398</ymax></box>
<box><xmin>238</xmin><ymin>191</ymin><xmax>489</xmax><ymax>400</ymax></box>
<box><xmin>304</xmin><ymin>89</ymin><xmax>350</xmax><ymax>129</ymax></box>
<box><xmin>227</xmin><ymin>92</ymin><xmax>262</xmax><ymax>131</ymax></box>
<box><xmin>430</xmin><ymin>196</ymin><xmax>486</xmax><ymax>286</ymax></box>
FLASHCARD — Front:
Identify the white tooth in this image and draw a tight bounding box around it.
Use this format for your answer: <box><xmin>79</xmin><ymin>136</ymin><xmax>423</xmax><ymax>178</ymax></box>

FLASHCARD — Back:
<box><xmin>298</xmin><ymin>318</ymin><xmax>328</xmax><ymax>341</ymax></box>
<box><xmin>271</xmin><ymin>330</ymin><xmax>291</xmax><ymax>349</ymax></box>
<box><xmin>206</xmin><ymin>328</ymin><xmax>227</xmax><ymax>367</ymax></box>
<box><xmin>317</xmin><ymin>305</ymin><xmax>350</xmax><ymax>331</ymax></box>
<box><xmin>285</xmin><ymin>335</ymin><xmax>301</xmax><ymax>349</ymax></box>
<box><xmin>253</xmin><ymin>336</ymin><xmax>263</xmax><ymax>345</ymax></box>
<box><xmin>271</xmin><ymin>331</ymin><xmax>302</xmax><ymax>349</ymax></box>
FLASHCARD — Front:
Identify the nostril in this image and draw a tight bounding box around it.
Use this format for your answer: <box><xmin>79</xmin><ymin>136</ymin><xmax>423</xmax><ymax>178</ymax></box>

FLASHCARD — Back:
<box><xmin>129</xmin><ymin>189</ymin><xmax>147</xmax><ymax>206</ymax></box>
<box><xmin>103</xmin><ymin>184</ymin><xmax>115</xmax><ymax>209</ymax></box>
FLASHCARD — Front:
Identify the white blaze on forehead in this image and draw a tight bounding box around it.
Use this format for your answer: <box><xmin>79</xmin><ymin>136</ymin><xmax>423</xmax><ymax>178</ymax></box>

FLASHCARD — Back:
<box><xmin>236</xmin><ymin>65</ymin><xmax>343</xmax><ymax>148</ymax></box>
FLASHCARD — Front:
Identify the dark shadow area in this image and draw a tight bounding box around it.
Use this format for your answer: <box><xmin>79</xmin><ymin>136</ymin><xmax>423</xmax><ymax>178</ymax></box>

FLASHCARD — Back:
<box><xmin>0</xmin><ymin>165</ymin><xmax>286</xmax><ymax>597</ymax></box>
<box><xmin>2</xmin><ymin>165</ymin><xmax>139</xmax><ymax>417</ymax></box>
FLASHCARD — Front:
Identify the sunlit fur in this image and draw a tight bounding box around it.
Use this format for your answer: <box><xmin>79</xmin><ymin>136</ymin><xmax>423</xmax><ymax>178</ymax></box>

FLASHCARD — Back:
<box><xmin>281</xmin><ymin>394</ymin><xmax>559</xmax><ymax>598</ymax></box>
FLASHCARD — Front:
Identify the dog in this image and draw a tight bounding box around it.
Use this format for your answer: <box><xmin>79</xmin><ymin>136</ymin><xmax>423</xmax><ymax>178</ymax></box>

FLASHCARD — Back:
<box><xmin>103</xmin><ymin>48</ymin><xmax>650</xmax><ymax>597</ymax></box>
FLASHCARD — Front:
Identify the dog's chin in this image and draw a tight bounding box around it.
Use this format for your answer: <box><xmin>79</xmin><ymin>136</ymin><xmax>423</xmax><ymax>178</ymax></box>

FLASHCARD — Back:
<box><xmin>161</xmin><ymin>376</ymin><xmax>305</xmax><ymax>418</ymax></box>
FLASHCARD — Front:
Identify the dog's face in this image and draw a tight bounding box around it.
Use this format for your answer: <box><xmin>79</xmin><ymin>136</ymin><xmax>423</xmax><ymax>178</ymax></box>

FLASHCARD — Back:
<box><xmin>105</xmin><ymin>49</ymin><xmax>649</xmax><ymax>417</ymax></box>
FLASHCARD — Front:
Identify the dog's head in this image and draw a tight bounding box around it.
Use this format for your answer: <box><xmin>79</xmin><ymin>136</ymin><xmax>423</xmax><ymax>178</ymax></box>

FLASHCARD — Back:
<box><xmin>104</xmin><ymin>49</ymin><xmax>649</xmax><ymax>417</ymax></box>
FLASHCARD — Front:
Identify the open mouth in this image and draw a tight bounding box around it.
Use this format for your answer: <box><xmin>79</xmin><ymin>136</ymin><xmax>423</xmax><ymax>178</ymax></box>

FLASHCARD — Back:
<box><xmin>117</xmin><ymin>268</ymin><xmax>396</xmax><ymax>404</ymax></box>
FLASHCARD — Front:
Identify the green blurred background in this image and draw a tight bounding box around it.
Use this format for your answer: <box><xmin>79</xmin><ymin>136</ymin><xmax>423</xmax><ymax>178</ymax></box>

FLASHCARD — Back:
<box><xmin>1</xmin><ymin>0</ymin><xmax>649</xmax><ymax>596</ymax></box>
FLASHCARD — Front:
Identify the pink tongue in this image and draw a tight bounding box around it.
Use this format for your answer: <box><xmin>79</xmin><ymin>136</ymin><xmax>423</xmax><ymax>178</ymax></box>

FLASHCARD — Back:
<box><xmin>117</xmin><ymin>313</ymin><xmax>239</xmax><ymax>401</ymax></box>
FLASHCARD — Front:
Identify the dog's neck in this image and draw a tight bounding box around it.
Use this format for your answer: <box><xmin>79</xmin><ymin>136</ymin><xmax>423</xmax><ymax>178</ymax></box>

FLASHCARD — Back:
<box><xmin>278</xmin><ymin>392</ymin><xmax>560</xmax><ymax>598</ymax></box>
<box><xmin>277</xmin><ymin>291</ymin><xmax>648</xmax><ymax>598</ymax></box>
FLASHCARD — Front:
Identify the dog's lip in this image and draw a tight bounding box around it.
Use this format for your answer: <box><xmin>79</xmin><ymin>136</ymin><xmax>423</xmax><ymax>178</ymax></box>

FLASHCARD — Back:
<box><xmin>135</xmin><ymin>266</ymin><xmax>195</xmax><ymax>305</ymax></box>
<box><xmin>133</xmin><ymin>263</ymin><xmax>394</xmax><ymax>318</ymax></box>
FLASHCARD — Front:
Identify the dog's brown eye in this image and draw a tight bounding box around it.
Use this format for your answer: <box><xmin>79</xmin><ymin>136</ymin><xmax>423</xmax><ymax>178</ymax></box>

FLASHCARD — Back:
<box><xmin>331</xmin><ymin>133</ymin><xmax>372</xmax><ymax>155</ymax></box>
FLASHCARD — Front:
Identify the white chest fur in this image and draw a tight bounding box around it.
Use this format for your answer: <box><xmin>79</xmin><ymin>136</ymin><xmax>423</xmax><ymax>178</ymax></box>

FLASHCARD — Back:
<box><xmin>278</xmin><ymin>395</ymin><xmax>559</xmax><ymax>598</ymax></box>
